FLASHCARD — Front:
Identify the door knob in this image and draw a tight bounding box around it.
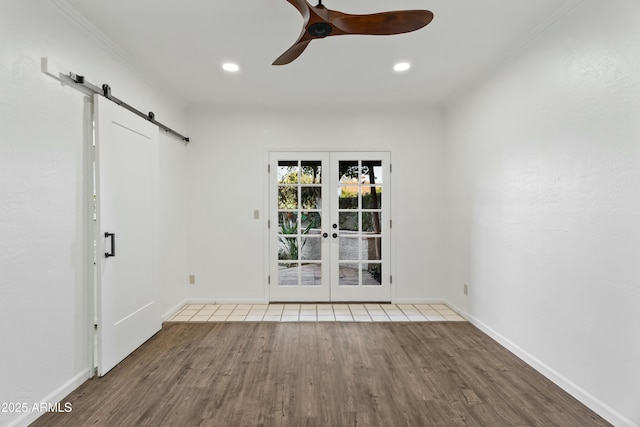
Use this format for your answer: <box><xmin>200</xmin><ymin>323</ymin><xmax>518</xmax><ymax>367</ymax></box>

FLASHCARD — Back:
<box><xmin>322</xmin><ymin>233</ymin><xmax>328</xmax><ymax>238</ymax></box>
<box><xmin>332</xmin><ymin>224</ymin><xmax>338</xmax><ymax>229</ymax></box>
<box><xmin>332</xmin><ymin>233</ymin><xmax>338</xmax><ymax>238</ymax></box>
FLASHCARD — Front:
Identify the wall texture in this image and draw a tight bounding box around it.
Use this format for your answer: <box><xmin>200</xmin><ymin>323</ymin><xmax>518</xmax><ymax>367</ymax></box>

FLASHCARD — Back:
<box><xmin>444</xmin><ymin>0</ymin><xmax>640</xmax><ymax>425</ymax></box>
<box><xmin>2</xmin><ymin>0</ymin><xmax>638</xmax><ymax>426</ymax></box>
<box><xmin>0</xmin><ymin>1</ymin><xmax>188</xmax><ymax>425</ymax></box>
<box><xmin>186</xmin><ymin>107</ymin><xmax>446</xmax><ymax>304</ymax></box>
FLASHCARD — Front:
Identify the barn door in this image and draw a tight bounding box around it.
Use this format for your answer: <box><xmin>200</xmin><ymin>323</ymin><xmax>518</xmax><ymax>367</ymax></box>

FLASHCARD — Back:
<box><xmin>94</xmin><ymin>94</ymin><xmax>160</xmax><ymax>376</ymax></box>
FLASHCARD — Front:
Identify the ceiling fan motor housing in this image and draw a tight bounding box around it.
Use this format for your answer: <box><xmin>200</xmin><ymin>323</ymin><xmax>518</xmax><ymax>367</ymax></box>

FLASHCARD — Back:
<box><xmin>308</xmin><ymin>22</ymin><xmax>332</xmax><ymax>38</ymax></box>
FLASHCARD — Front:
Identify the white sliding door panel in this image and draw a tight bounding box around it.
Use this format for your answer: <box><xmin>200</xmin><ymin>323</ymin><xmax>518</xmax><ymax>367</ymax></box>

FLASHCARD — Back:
<box><xmin>95</xmin><ymin>94</ymin><xmax>160</xmax><ymax>376</ymax></box>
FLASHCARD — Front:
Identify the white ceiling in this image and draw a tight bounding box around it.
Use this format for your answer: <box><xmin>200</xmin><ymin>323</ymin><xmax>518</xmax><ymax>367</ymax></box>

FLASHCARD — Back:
<box><xmin>60</xmin><ymin>0</ymin><xmax>582</xmax><ymax>109</ymax></box>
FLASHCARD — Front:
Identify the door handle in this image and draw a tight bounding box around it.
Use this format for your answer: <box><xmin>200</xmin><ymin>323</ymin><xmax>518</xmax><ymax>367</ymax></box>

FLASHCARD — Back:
<box><xmin>322</xmin><ymin>233</ymin><xmax>328</xmax><ymax>238</ymax></box>
<box><xmin>105</xmin><ymin>232</ymin><xmax>116</xmax><ymax>258</ymax></box>
<box><xmin>332</xmin><ymin>233</ymin><xmax>338</xmax><ymax>238</ymax></box>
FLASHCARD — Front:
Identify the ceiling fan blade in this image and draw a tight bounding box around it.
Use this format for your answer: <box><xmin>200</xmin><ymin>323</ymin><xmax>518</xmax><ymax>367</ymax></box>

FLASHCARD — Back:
<box><xmin>273</xmin><ymin>1</ymin><xmax>433</xmax><ymax>65</ymax></box>
<box><xmin>285</xmin><ymin>0</ymin><xmax>310</xmax><ymax>17</ymax></box>
<box><xmin>272</xmin><ymin>40</ymin><xmax>312</xmax><ymax>65</ymax></box>
<box><xmin>332</xmin><ymin>10</ymin><xmax>434</xmax><ymax>36</ymax></box>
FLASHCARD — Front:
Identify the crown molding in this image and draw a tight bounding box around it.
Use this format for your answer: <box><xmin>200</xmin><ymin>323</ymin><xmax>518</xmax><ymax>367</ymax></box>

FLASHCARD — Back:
<box><xmin>500</xmin><ymin>0</ymin><xmax>586</xmax><ymax>62</ymax></box>
<box><xmin>444</xmin><ymin>0</ymin><xmax>586</xmax><ymax>107</ymax></box>
<box><xmin>45</xmin><ymin>0</ymin><xmax>188</xmax><ymax>107</ymax></box>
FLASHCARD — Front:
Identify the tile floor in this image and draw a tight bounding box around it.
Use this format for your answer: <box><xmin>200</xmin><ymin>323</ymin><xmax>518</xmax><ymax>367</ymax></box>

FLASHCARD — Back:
<box><xmin>167</xmin><ymin>303</ymin><xmax>465</xmax><ymax>323</ymax></box>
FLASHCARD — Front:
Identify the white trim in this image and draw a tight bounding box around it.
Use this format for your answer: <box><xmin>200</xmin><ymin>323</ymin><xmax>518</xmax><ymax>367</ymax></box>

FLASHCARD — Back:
<box><xmin>393</xmin><ymin>298</ymin><xmax>451</xmax><ymax>305</ymax></box>
<box><xmin>263</xmin><ymin>150</ymin><xmax>271</xmax><ymax>305</ymax></box>
<box><xmin>445</xmin><ymin>0</ymin><xmax>585</xmax><ymax>106</ymax></box>
<box><xmin>499</xmin><ymin>0</ymin><xmax>585</xmax><ymax>62</ymax></box>
<box><xmin>83</xmin><ymin>95</ymin><xmax>97</xmax><ymax>378</ymax></box>
<box><xmin>267</xmin><ymin>147</ymin><xmax>394</xmax><ymax>153</ymax></box>
<box><xmin>162</xmin><ymin>299</ymin><xmax>189</xmax><ymax>321</ymax></box>
<box><xmin>210</xmin><ymin>299</ymin><xmax>269</xmax><ymax>305</ymax></box>
<box><xmin>45</xmin><ymin>0</ymin><xmax>187</xmax><ymax>107</ymax></box>
<box><xmin>447</xmin><ymin>301</ymin><xmax>638</xmax><ymax>427</ymax></box>
<box><xmin>5</xmin><ymin>369</ymin><xmax>92</xmax><ymax>427</ymax></box>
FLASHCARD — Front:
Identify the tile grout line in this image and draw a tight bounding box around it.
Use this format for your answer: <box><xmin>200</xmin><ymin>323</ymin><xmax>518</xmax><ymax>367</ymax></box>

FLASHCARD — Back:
<box><xmin>168</xmin><ymin>303</ymin><xmax>466</xmax><ymax>323</ymax></box>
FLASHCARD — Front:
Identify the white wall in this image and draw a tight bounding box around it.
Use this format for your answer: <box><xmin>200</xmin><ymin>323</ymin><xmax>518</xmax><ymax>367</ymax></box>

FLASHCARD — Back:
<box><xmin>4</xmin><ymin>0</ymin><xmax>636</xmax><ymax>425</ymax></box>
<box><xmin>444</xmin><ymin>0</ymin><xmax>640</xmax><ymax>425</ymax></box>
<box><xmin>0</xmin><ymin>1</ymin><xmax>188</xmax><ymax>426</ymax></box>
<box><xmin>186</xmin><ymin>107</ymin><xmax>446</xmax><ymax>304</ymax></box>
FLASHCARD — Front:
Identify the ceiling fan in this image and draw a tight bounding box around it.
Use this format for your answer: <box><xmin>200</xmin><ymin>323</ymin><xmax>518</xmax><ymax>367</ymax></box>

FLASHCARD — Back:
<box><xmin>273</xmin><ymin>0</ymin><xmax>434</xmax><ymax>65</ymax></box>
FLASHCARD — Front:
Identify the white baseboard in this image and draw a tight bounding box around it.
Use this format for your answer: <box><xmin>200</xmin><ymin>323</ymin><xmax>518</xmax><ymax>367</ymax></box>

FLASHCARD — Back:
<box><xmin>162</xmin><ymin>299</ymin><xmax>189</xmax><ymax>321</ymax></box>
<box><xmin>446</xmin><ymin>301</ymin><xmax>637</xmax><ymax>427</ymax></box>
<box><xmin>211</xmin><ymin>298</ymin><xmax>268</xmax><ymax>305</ymax></box>
<box><xmin>393</xmin><ymin>298</ymin><xmax>449</xmax><ymax>305</ymax></box>
<box><xmin>6</xmin><ymin>368</ymin><xmax>92</xmax><ymax>427</ymax></box>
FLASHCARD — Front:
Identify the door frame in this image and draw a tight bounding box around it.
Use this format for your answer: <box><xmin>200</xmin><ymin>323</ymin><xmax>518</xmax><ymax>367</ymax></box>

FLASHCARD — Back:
<box><xmin>265</xmin><ymin>149</ymin><xmax>394</xmax><ymax>303</ymax></box>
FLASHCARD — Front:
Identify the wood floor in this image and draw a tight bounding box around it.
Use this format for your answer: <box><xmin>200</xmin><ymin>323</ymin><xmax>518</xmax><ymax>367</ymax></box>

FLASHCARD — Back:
<box><xmin>32</xmin><ymin>322</ymin><xmax>610</xmax><ymax>427</ymax></box>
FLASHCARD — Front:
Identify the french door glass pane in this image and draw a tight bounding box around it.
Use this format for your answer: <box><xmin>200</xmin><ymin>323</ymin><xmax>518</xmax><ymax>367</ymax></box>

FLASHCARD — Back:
<box><xmin>278</xmin><ymin>162</ymin><xmax>298</xmax><ymax>184</ymax></box>
<box><xmin>301</xmin><ymin>161</ymin><xmax>322</xmax><ymax>183</ymax></box>
<box><xmin>278</xmin><ymin>237</ymin><xmax>301</xmax><ymax>261</ymax></box>
<box><xmin>363</xmin><ymin>263</ymin><xmax>382</xmax><ymax>286</ymax></box>
<box><xmin>301</xmin><ymin>236</ymin><xmax>321</xmax><ymax>261</ymax></box>
<box><xmin>339</xmin><ymin>236</ymin><xmax>359</xmax><ymax>261</ymax></box>
<box><xmin>339</xmin><ymin>212</ymin><xmax>358</xmax><ymax>231</ymax></box>
<box><xmin>362</xmin><ymin>186</ymin><xmax>383</xmax><ymax>209</ymax></box>
<box><xmin>303</xmin><ymin>212</ymin><xmax>321</xmax><ymax>229</ymax></box>
<box><xmin>363</xmin><ymin>237</ymin><xmax>382</xmax><ymax>261</ymax></box>
<box><xmin>339</xmin><ymin>186</ymin><xmax>358</xmax><ymax>209</ymax></box>
<box><xmin>278</xmin><ymin>263</ymin><xmax>298</xmax><ymax>286</ymax></box>
<box><xmin>339</xmin><ymin>263</ymin><xmax>359</xmax><ymax>286</ymax></box>
<box><xmin>301</xmin><ymin>187</ymin><xmax>321</xmax><ymax>209</ymax></box>
<box><xmin>278</xmin><ymin>212</ymin><xmax>297</xmax><ymax>234</ymax></box>
<box><xmin>278</xmin><ymin>211</ymin><xmax>298</xmax><ymax>234</ymax></box>
<box><xmin>300</xmin><ymin>263</ymin><xmax>322</xmax><ymax>286</ymax></box>
<box><xmin>338</xmin><ymin>161</ymin><xmax>359</xmax><ymax>181</ymax></box>
<box><xmin>362</xmin><ymin>212</ymin><xmax>381</xmax><ymax>233</ymax></box>
<box><xmin>361</xmin><ymin>160</ymin><xmax>383</xmax><ymax>183</ymax></box>
<box><xmin>278</xmin><ymin>187</ymin><xmax>297</xmax><ymax>209</ymax></box>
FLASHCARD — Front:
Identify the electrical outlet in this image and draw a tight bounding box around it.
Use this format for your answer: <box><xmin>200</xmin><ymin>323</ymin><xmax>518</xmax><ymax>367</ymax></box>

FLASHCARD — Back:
<box><xmin>464</xmin><ymin>283</ymin><xmax>468</xmax><ymax>295</ymax></box>
<box><xmin>189</xmin><ymin>275</ymin><xmax>196</xmax><ymax>285</ymax></box>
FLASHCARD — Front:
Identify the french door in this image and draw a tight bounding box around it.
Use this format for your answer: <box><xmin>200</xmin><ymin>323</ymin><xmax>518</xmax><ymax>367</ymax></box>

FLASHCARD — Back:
<box><xmin>269</xmin><ymin>152</ymin><xmax>390</xmax><ymax>302</ymax></box>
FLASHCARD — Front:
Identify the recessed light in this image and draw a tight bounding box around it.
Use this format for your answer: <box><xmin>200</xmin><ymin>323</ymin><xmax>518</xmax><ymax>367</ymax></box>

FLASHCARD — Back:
<box><xmin>222</xmin><ymin>62</ymin><xmax>240</xmax><ymax>72</ymax></box>
<box><xmin>393</xmin><ymin>62</ymin><xmax>411</xmax><ymax>72</ymax></box>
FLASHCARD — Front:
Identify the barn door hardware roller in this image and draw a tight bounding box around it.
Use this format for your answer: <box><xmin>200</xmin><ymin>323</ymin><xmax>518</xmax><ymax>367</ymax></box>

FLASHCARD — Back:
<box><xmin>68</xmin><ymin>73</ymin><xmax>190</xmax><ymax>143</ymax></box>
